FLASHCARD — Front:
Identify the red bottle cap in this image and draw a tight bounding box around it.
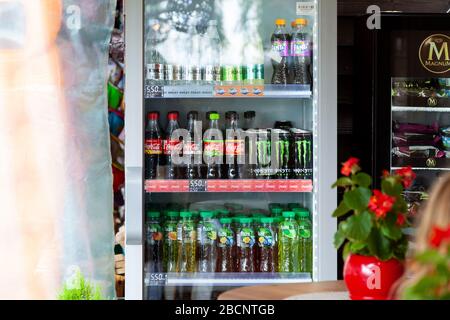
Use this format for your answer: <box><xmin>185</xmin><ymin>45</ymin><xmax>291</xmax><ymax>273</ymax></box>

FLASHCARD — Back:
<box><xmin>167</xmin><ymin>112</ymin><xmax>179</xmax><ymax>121</ymax></box>
<box><xmin>148</xmin><ymin>112</ymin><xmax>159</xmax><ymax>120</ymax></box>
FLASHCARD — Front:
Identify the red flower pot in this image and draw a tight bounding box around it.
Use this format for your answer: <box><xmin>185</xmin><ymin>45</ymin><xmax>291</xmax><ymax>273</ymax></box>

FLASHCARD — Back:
<box><xmin>344</xmin><ymin>254</ymin><xmax>404</xmax><ymax>300</ymax></box>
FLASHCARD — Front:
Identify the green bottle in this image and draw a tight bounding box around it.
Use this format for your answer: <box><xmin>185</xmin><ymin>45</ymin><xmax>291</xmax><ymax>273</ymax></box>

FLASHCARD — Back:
<box><xmin>163</xmin><ymin>211</ymin><xmax>179</xmax><ymax>273</ymax></box>
<box><xmin>271</xmin><ymin>207</ymin><xmax>283</xmax><ymax>217</ymax></box>
<box><xmin>278</xmin><ymin>212</ymin><xmax>299</xmax><ymax>272</ymax></box>
<box><xmin>297</xmin><ymin>209</ymin><xmax>313</xmax><ymax>274</ymax></box>
<box><xmin>197</xmin><ymin>211</ymin><xmax>218</xmax><ymax>272</ymax></box>
<box><xmin>177</xmin><ymin>211</ymin><xmax>197</xmax><ymax>273</ymax></box>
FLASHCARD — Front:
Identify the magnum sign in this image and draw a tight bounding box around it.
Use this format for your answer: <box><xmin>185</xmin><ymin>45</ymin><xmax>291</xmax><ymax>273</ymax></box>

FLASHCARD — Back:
<box><xmin>419</xmin><ymin>34</ymin><xmax>450</xmax><ymax>74</ymax></box>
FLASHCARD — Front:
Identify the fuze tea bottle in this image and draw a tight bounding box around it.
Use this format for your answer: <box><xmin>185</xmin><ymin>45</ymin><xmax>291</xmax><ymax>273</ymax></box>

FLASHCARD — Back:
<box><xmin>197</xmin><ymin>211</ymin><xmax>218</xmax><ymax>273</ymax></box>
<box><xmin>272</xmin><ymin>216</ymin><xmax>282</xmax><ymax>272</ymax></box>
<box><xmin>297</xmin><ymin>209</ymin><xmax>313</xmax><ymax>274</ymax></box>
<box><xmin>163</xmin><ymin>211</ymin><xmax>179</xmax><ymax>273</ymax></box>
<box><xmin>216</xmin><ymin>218</ymin><xmax>235</xmax><ymax>272</ymax></box>
<box><xmin>278</xmin><ymin>212</ymin><xmax>299</xmax><ymax>272</ymax></box>
<box><xmin>256</xmin><ymin>217</ymin><xmax>276</xmax><ymax>273</ymax></box>
<box><xmin>145</xmin><ymin>211</ymin><xmax>163</xmax><ymax>273</ymax></box>
<box><xmin>252</xmin><ymin>216</ymin><xmax>262</xmax><ymax>270</ymax></box>
<box><xmin>177</xmin><ymin>211</ymin><xmax>197</xmax><ymax>272</ymax></box>
<box><xmin>236</xmin><ymin>218</ymin><xmax>256</xmax><ymax>272</ymax></box>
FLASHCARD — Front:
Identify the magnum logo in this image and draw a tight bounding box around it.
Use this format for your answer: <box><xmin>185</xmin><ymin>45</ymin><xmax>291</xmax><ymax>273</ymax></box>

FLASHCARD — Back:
<box><xmin>419</xmin><ymin>34</ymin><xmax>450</xmax><ymax>74</ymax></box>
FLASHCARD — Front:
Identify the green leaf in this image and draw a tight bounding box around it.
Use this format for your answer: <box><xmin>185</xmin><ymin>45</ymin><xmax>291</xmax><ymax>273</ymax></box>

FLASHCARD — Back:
<box><xmin>343</xmin><ymin>187</ymin><xmax>371</xmax><ymax>211</ymax></box>
<box><xmin>350</xmin><ymin>241</ymin><xmax>368</xmax><ymax>253</ymax></box>
<box><xmin>344</xmin><ymin>210</ymin><xmax>373</xmax><ymax>241</ymax></box>
<box><xmin>334</xmin><ymin>222</ymin><xmax>347</xmax><ymax>249</ymax></box>
<box><xmin>332</xmin><ymin>177</ymin><xmax>354</xmax><ymax>188</ymax></box>
<box><xmin>343</xmin><ymin>242</ymin><xmax>351</xmax><ymax>261</ymax></box>
<box><xmin>416</xmin><ymin>250</ymin><xmax>445</xmax><ymax>265</ymax></box>
<box><xmin>381</xmin><ymin>220</ymin><xmax>403</xmax><ymax>241</ymax></box>
<box><xmin>367</xmin><ymin>228</ymin><xmax>393</xmax><ymax>261</ymax></box>
<box><xmin>393</xmin><ymin>236</ymin><xmax>409</xmax><ymax>261</ymax></box>
<box><xmin>353</xmin><ymin>173</ymin><xmax>372</xmax><ymax>188</ymax></box>
<box><xmin>333</xmin><ymin>201</ymin><xmax>351</xmax><ymax>218</ymax></box>
<box><xmin>382</xmin><ymin>178</ymin><xmax>403</xmax><ymax>197</ymax></box>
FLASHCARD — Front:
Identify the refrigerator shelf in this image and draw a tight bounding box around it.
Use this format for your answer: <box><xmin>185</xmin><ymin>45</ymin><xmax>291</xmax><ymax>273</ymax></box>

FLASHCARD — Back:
<box><xmin>392</xmin><ymin>166</ymin><xmax>450</xmax><ymax>171</ymax></box>
<box><xmin>145</xmin><ymin>272</ymin><xmax>312</xmax><ymax>287</ymax></box>
<box><xmin>392</xmin><ymin>96</ymin><xmax>450</xmax><ymax>108</ymax></box>
<box><xmin>392</xmin><ymin>106</ymin><xmax>450</xmax><ymax>112</ymax></box>
<box><xmin>144</xmin><ymin>83</ymin><xmax>312</xmax><ymax>99</ymax></box>
<box><xmin>145</xmin><ymin>179</ymin><xmax>313</xmax><ymax>193</ymax></box>
<box><xmin>392</xmin><ymin>157</ymin><xmax>450</xmax><ymax>170</ymax></box>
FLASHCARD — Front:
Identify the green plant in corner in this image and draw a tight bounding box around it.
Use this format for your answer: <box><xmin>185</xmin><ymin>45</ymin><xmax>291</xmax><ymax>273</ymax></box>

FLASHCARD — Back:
<box><xmin>332</xmin><ymin>157</ymin><xmax>415</xmax><ymax>261</ymax></box>
<box><xmin>58</xmin><ymin>269</ymin><xmax>104</xmax><ymax>300</ymax></box>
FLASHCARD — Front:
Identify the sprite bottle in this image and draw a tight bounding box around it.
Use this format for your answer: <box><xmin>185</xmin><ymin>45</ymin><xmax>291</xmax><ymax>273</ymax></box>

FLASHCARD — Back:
<box><xmin>278</xmin><ymin>212</ymin><xmax>299</xmax><ymax>272</ymax></box>
<box><xmin>163</xmin><ymin>211</ymin><xmax>179</xmax><ymax>273</ymax></box>
<box><xmin>297</xmin><ymin>209</ymin><xmax>313</xmax><ymax>274</ymax></box>
<box><xmin>177</xmin><ymin>211</ymin><xmax>197</xmax><ymax>273</ymax></box>
<box><xmin>197</xmin><ymin>211</ymin><xmax>218</xmax><ymax>273</ymax></box>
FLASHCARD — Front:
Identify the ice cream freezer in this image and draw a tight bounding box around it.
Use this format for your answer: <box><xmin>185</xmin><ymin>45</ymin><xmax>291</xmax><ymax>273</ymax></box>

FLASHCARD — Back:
<box><xmin>124</xmin><ymin>0</ymin><xmax>337</xmax><ymax>300</ymax></box>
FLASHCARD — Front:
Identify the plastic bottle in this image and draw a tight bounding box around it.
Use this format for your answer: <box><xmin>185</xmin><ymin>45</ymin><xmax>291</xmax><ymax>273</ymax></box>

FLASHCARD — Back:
<box><xmin>184</xmin><ymin>111</ymin><xmax>202</xmax><ymax>179</ymax></box>
<box><xmin>225</xmin><ymin>111</ymin><xmax>244</xmax><ymax>179</ymax></box>
<box><xmin>197</xmin><ymin>211</ymin><xmax>218</xmax><ymax>273</ymax></box>
<box><xmin>256</xmin><ymin>217</ymin><xmax>276</xmax><ymax>273</ymax></box>
<box><xmin>271</xmin><ymin>19</ymin><xmax>290</xmax><ymax>85</ymax></box>
<box><xmin>278</xmin><ymin>212</ymin><xmax>299</xmax><ymax>272</ymax></box>
<box><xmin>291</xmin><ymin>18</ymin><xmax>312</xmax><ymax>85</ymax></box>
<box><xmin>145</xmin><ymin>211</ymin><xmax>163</xmax><ymax>273</ymax></box>
<box><xmin>163</xmin><ymin>211</ymin><xmax>179</xmax><ymax>273</ymax></box>
<box><xmin>204</xmin><ymin>20</ymin><xmax>221</xmax><ymax>85</ymax></box>
<box><xmin>177</xmin><ymin>211</ymin><xmax>197</xmax><ymax>273</ymax></box>
<box><xmin>216</xmin><ymin>218</ymin><xmax>235</xmax><ymax>272</ymax></box>
<box><xmin>145</xmin><ymin>19</ymin><xmax>165</xmax><ymax>84</ymax></box>
<box><xmin>297</xmin><ymin>209</ymin><xmax>313</xmax><ymax>274</ymax></box>
<box><xmin>145</xmin><ymin>112</ymin><xmax>163</xmax><ymax>180</ymax></box>
<box><xmin>204</xmin><ymin>112</ymin><xmax>224</xmax><ymax>179</ymax></box>
<box><xmin>185</xmin><ymin>21</ymin><xmax>202</xmax><ymax>85</ymax></box>
<box><xmin>236</xmin><ymin>218</ymin><xmax>256</xmax><ymax>272</ymax></box>
<box><xmin>163</xmin><ymin>111</ymin><xmax>181</xmax><ymax>179</ymax></box>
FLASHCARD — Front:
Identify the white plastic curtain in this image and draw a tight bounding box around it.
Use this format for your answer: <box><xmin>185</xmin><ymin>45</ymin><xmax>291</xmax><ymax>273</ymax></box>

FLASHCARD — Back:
<box><xmin>0</xmin><ymin>0</ymin><xmax>116</xmax><ymax>299</ymax></box>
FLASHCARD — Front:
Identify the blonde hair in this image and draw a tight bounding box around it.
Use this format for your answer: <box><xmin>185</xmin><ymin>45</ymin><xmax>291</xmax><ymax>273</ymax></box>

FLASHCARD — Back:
<box><xmin>394</xmin><ymin>173</ymin><xmax>450</xmax><ymax>298</ymax></box>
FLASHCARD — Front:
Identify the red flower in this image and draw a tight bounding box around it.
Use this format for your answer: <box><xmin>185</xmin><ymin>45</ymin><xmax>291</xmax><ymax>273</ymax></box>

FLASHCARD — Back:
<box><xmin>396</xmin><ymin>213</ymin><xmax>406</xmax><ymax>226</ymax></box>
<box><xmin>429</xmin><ymin>225</ymin><xmax>450</xmax><ymax>248</ymax></box>
<box><xmin>395</xmin><ymin>167</ymin><xmax>416</xmax><ymax>189</ymax></box>
<box><xmin>341</xmin><ymin>157</ymin><xmax>360</xmax><ymax>176</ymax></box>
<box><xmin>382</xmin><ymin>170</ymin><xmax>390</xmax><ymax>178</ymax></box>
<box><xmin>368</xmin><ymin>190</ymin><xmax>396</xmax><ymax>219</ymax></box>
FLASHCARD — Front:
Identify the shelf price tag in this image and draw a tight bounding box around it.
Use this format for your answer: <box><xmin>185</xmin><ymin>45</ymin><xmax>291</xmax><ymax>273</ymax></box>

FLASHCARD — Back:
<box><xmin>296</xmin><ymin>2</ymin><xmax>316</xmax><ymax>16</ymax></box>
<box><xmin>189</xmin><ymin>180</ymin><xmax>208</xmax><ymax>192</ymax></box>
<box><xmin>144</xmin><ymin>85</ymin><xmax>164</xmax><ymax>98</ymax></box>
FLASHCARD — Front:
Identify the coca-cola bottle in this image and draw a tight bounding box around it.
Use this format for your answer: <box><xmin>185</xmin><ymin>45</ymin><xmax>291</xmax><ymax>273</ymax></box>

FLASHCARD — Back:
<box><xmin>184</xmin><ymin>111</ymin><xmax>202</xmax><ymax>179</ymax></box>
<box><xmin>163</xmin><ymin>111</ymin><xmax>182</xmax><ymax>179</ymax></box>
<box><xmin>204</xmin><ymin>112</ymin><xmax>223</xmax><ymax>179</ymax></box>
<box><xmin>225</xmin><ymin>112</ymin><xmax>244</xmax><ymax>179</ymax></box>
<box><xmin>145</xmin><ymin>112</ymin><xmax>163</xmax><ymax>180</ymax></box>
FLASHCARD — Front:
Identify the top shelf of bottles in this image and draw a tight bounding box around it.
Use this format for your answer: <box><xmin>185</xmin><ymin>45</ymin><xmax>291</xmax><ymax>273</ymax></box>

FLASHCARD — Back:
<box><xmin>144</xmin><ymin>83</ymin><xmax>312</xmax><ymax>99</ymax></box>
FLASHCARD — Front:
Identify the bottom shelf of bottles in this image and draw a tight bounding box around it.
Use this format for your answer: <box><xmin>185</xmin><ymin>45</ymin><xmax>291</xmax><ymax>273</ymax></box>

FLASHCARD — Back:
<box><xmin>144</xmin><ymin>272</ymin><xmax>312</xmax><ymax>287</ymax></box>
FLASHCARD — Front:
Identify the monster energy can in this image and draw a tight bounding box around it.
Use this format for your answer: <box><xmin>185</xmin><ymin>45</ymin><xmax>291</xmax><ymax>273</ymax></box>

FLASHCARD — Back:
<box><xmin>254</xmin><ymin>129</ymin><xmax>272</xmax><ymax>179</ymax></box>
<box><xmin>272</xmin><ymin>129</ymin><xmax>291</xmax><ymax>179</ymax></box>
<box><xmin>291</xmin><ymin>129</ymin><xmax>313</xmax><ymax>180</ymax></box>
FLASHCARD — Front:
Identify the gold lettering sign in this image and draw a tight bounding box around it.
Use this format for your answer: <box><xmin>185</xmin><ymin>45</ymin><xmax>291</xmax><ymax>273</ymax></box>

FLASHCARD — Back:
<box><xmin>419</xmin><ymin>34</ymin><xmax>450</xmax><ymax>74</ymax></box>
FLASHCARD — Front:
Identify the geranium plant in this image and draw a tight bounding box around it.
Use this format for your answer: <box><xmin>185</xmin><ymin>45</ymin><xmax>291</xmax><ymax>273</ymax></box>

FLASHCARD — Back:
<box><xmin>403</xmin><ymin>225</ymin><xmax>450</xmax><ymax>300</ymax></box>
<box><xmin>333</xmin><ymin>157</ymin><xmax>415</xmax><ymax>261</ymax></box>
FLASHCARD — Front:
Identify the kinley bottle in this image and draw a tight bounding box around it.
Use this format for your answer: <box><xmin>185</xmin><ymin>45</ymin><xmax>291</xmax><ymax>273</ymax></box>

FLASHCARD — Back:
<box><xmin>197</xmin><ymin>211</ymin><xmax>218</xmax><ymax>273</ymax></box>
<box><xmin>236</xmin><ymin>218</ymin><xmax>256</xmax><ymax>272</ymax></box>
<box><xmin>278</xmin><ymin>212</ymin><xmax>299</xmax><ymax>272</ymax></box>
<box><xmin>216</xmin><ymin>218</ymin><xmax>235</xmax><ymax>272</ymax></box>
<box><xmin>163</xmin><ymin>211</ymin><xmax>179</xmax><ymax>273</ymax></box>
<box><xmin>177</xmin><ymin>212</ymin><xmax>197</xmax><ymax>272</ymax></box>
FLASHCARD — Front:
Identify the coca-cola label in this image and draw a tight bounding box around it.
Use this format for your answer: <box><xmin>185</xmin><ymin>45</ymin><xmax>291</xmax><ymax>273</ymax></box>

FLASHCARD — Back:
<box><xmin>272</xmin><ymin>40</ymin><xmax>289</xmax><ymax>57</ymax></box>
<box><xmin>184</xmin><ymin>142</ymin><xmax>203</xmax><ymax>155</ymax></box>
<box><xmin>204</xmin><ymin>140</ymin><xmax>224</xmax><ymax>157</ymax></box>
<box><xmin>145</xmin><ymin>139</ymin><xmax>162</xmax><ymax>155</ymax></box>
<box><xmin>163</xmin><ymin>139</ymin><xmax>182</xmax><ymax>155</ymax></box>
<box><xmin>225</xmin><ymin>140</ymin><xmax>245</xmax><ymax>156</ymax></box>
<box><xmin>291</xmin><ymin>40</ymin><xmax>311</xmax><ymax>57</ymax></box>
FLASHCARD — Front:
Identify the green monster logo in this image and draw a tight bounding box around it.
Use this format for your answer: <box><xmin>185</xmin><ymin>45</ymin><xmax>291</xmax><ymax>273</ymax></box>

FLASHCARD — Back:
<box><xmin>276</xmin><ymin>140</ymin><xmax>290</xmax><ymax>165</ymax></box>
<box><xmin>296</xmin><ymin>139</ymin><xmax>312</xmax><ymax>164</ymax></box>
<box><xmin>256</xmin><ymin>141</ymin><xmax>271</xmax><ymax>166</ymax></box>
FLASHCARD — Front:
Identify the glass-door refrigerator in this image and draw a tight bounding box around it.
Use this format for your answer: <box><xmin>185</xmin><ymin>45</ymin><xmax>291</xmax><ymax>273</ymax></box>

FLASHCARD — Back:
<box><xmin>355</xmin><ymin>14</ymin><xmax>450</xmax><ymax>228</ymax></box>
<box><xmin>125</xmin><ymin>0</ymin><xmax>337</xmax><ymax>300</ymax></box>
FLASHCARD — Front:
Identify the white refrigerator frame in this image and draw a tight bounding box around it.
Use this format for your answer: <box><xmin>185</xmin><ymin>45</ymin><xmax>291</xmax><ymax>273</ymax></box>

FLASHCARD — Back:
<box><xmin>124</xmin><ymin>0</ymin><xmax>337</xmax><ymax>300</ymax></box>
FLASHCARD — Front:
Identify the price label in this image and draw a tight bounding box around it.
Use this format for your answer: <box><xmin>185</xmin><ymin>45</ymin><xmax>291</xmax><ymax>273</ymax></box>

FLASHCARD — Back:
<box><xmin>296</xmin><ymin>2</ymin><xmax>316</xmax><ymax>16</ymax></box>
<box><xmin>144</xmin><ymin>85</ymin><xmax>163</xmax><ymax>98</ymax></box>
<box><xmin>189</xmin><ymin>180</ymin><xmax>208</xmax><ymax>192</ymax></box>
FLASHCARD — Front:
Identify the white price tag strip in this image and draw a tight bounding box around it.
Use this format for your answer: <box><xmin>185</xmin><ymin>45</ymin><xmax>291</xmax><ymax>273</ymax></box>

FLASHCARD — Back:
<box><xmin>297</xmin><ymin>2</ymin><xmax>316</xmax><ymax>16</ymax></box>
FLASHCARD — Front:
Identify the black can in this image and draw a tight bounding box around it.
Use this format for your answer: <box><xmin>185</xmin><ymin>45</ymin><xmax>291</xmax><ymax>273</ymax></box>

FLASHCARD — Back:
<box><xmin>271</xmin><ymin>129</ymin><xmax>291</xmax><ymax>179</ymax></box>
<box><xmin>253</xmin><ymin>129</ymin><xmax>272</xmax><ymax>179</ymax></box>
<box><xmin>274</xmin><ymin>121</ymin><xmax>293</xmax><ymax>131</ymax></box>
<box><xmin>291</xmin><ymin>129</ymin><xmax>313</xmax><ymax>180</ymax></box>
